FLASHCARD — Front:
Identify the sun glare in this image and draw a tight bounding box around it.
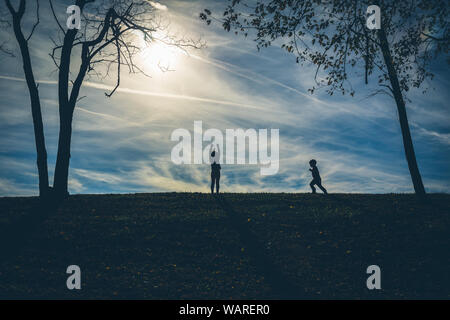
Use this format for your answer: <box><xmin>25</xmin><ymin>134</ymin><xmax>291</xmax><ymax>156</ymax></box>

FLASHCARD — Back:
<box><xmin>137</xmin><ymin>32</ymin><xmax>185</xmax><ymax>73</ymax></box>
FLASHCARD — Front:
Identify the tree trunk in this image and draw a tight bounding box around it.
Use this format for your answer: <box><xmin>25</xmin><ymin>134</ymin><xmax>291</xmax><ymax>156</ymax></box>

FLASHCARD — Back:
<box><xmin>53</xmin><ymin>24</ymin><xmax>79</xmax><ymax>199</ymax></box>
<box><xmin>53</xmin><ymin>107</ymin><xmax>74</xmax><ymax>198</ymax></box>
<box><xmin>377</xmin><ymin>27</ymin><xmax>426</xmax><ymax>196</ymax></box>
<box><xmin>10</xmin><ymin>9</ymin><xmax>50</xmax><ymax>197</ymax></box>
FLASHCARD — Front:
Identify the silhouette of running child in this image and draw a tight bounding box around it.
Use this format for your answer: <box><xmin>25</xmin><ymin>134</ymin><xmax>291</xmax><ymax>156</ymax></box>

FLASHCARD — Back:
<box><xmin>210</xmin><ymin>144</ymin><xmax>221</xmax><ymax>194</ymax></box>
<box><xmin>309</xmin><ymin>159</ymin><xmax>328</xmax><ymax>194</ymax></box>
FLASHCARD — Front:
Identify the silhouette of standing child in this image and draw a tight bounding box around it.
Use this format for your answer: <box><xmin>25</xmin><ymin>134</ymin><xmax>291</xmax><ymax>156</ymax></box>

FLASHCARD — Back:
<box><xmin>309</xmin><ymin>159</ymin><xmax>328</xmax><ymax>194</ymax></box>
<box><xmin>210</xmin><ymin>144</ymin><xmax>221</xmax><ymax>194</ymax></box>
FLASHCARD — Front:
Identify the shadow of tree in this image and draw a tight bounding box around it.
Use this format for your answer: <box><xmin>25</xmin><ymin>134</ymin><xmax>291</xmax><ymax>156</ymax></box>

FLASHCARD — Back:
<box><xmin>215</xmin><ymin>195</ymin><xmax>307</xmax><ymax>299</ymax></box>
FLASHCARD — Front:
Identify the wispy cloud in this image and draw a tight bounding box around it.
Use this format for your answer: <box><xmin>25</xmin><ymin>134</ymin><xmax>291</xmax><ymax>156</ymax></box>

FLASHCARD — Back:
<box><xmin>72</xmin><ymin>168</ymin><xmax>123</xmax><ymax>185</ymax></box>
<box><xmin>0</xmin><ymin>75</ymin><xmax>267</xmax><ymax>111</ymax></box>
<box><xmin>148</xmin><ymin>1</ymin><xmax>168</xmax><ymax>11</ymax></box>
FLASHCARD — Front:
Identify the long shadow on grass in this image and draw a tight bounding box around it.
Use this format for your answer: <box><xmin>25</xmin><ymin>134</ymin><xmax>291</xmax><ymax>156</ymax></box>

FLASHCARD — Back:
<box><xmin>215</xmin><ymin>195</ymin><xmax>307</xmax><ymax>299</ymax></box>
<box><xmin>0</xmin><ymin>199</ymin><xmax>60</xmax><ymax>262</ymax></box>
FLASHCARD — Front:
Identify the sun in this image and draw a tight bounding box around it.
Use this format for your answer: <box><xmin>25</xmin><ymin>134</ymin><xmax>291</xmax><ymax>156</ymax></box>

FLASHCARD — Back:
<box><xmin>137</xmin><ymin>32</ymin><xmax>185</xmax><ymax>73</ymax></box>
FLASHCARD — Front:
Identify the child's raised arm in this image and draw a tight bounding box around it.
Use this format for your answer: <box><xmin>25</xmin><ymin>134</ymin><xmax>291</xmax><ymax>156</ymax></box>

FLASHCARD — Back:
<box><xmin>209</xmin><ymin>144</ymin><xmax>214</xmax><ymax>163</ymax></box>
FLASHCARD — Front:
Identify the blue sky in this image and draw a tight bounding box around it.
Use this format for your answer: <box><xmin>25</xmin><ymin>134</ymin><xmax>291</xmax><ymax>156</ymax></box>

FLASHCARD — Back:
<box><xmin>0</xmin><ymin>0</ymin><xmax>449</xmax><ymax>196</ymax></box>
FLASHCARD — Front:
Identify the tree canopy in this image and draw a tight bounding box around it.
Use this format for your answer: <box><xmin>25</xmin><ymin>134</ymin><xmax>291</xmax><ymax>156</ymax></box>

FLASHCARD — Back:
<box><xmin>201</xmin><ymin>0</ymin><xmax>449</xmax><ymax>97</ymax></box>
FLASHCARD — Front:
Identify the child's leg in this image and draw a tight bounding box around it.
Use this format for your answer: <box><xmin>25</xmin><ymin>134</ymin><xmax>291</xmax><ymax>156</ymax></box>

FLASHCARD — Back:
<box><xmin>309</xmin><ymin>180</ymin><xmax>316</xmax><ymax>193</ymax></box>
<box><xmin>216</xmin><ymin>176</ymin><xmax>220</xmax><ymax>193</ymax></box>
<box><xmin>317</xmin><ymin>182</ymin><xmax>328</xmax><ymax>194</ymax></box>
<box><xmin>211</xmin><ymin>176</ymin><xmax>215</xmax><ymax>194</ymax></box>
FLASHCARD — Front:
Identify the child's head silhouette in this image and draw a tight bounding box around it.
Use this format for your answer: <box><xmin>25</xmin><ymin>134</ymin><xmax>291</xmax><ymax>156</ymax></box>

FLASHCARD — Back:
<box><xmin>211</xmin><ymin>151</ymin><xmax>216</xmax><ymax>157</ymax></box>
<box><xmin>309</xmin><ymin>159</ymin><xmax>317</xmax><ymax>167</ymax></box>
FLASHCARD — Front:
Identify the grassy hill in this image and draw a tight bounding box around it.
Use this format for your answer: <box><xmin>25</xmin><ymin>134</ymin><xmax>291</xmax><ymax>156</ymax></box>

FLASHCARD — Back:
<box><xmin>0</xmin><ymin>193</ymin><xmax>449</xmax><ymax>299</ymax></box>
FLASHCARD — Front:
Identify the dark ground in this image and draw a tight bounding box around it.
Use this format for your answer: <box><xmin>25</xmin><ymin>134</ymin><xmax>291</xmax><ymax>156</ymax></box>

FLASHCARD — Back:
<box><xmin>0</xmin><ymin>193</ymin><xmax>449</xmax><ymax>299</ymax></box>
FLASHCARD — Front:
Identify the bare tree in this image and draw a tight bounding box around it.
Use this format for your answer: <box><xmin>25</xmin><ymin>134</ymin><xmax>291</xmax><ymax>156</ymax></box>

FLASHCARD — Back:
<box><xmin>4</xmin><ymin>0</ymin><xmax>50</xmax><ymax>197</ymax></box>
<box><xmin>201</xmin><ymin>0</ymin><xmax>449</xmax><ymax>196</ymax></box>
<box><xmin>3</xmin><ymin>0</ymin><xmax>202</xmax><ymax>200</ymax></box>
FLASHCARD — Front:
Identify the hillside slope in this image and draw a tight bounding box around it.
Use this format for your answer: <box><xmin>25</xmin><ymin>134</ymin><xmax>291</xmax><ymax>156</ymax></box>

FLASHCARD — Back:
<box><xmin>0</xmin><ymin>193</ymin><xmax>449</xmax><ymax>299</ymax></box>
